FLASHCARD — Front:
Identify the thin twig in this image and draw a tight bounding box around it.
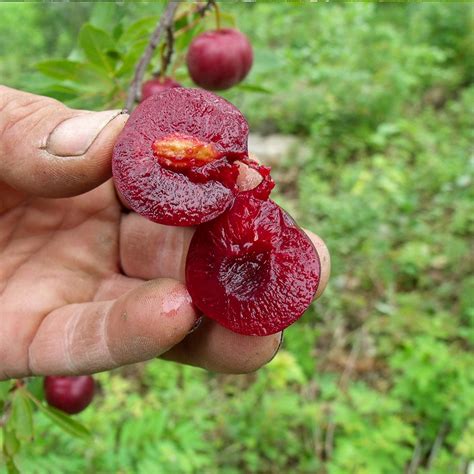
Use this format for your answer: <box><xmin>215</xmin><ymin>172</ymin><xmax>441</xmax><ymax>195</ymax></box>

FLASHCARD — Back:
<box><xmin>407</xmin><ymin>441</ymin><xmax>423</xmax><ymax>474</ymax></box>
<box><xmin>159</xmin><ymin>22</ymin><xmax>175</xmax><ymax>79</ymax></box>
<box><xmin>125</xmin><ymin>1</ymin><xmax>179</xmax><ymax>111</ymax></box>
<box><xmin>197</xmin><ymin>0</ymin><xmax>217</xmax><ymax>18</ymax></box>
<box><xmin>174</xmin><ymin>0</ymin><xmax>216</xmax><ymax>40</ymax></box>
<box><xmin>173</xmin><ymin>0</ymin><xmax>215</xmax><ymax>23</ymax></box>
<box><xmin>426</xmin><ymin>421</ymin><xmax>449</xmax><ymax>469</ymax></box>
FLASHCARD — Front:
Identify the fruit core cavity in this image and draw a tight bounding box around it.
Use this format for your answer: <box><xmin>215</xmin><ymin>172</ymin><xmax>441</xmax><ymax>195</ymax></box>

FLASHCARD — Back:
<box><xmin>219</xmin><ymin>252</ymin><xmax>269</xmax><ymax>298</ymax></box>
<box><xmin>152</xmin><ymin>133</ymin><xmax>221</xmax><ymax>171</ymax></box>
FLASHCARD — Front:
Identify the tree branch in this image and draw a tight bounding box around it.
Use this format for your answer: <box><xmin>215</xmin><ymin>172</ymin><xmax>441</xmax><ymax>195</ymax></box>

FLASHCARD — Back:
<box><xmin>125</xmin><ymin>1</ymin><xmax>179</xmax><ymax>111</ymax></box>
<box><xmin>159</xmin><ymin>21</ymin><xmax>175</xmax><ymax>79</ymax></box>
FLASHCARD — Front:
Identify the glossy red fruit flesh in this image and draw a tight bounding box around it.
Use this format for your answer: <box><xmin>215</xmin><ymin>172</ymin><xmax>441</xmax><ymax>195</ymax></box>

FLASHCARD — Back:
<box><xmin>44</xmin><ymin>376</ymin><xmax>95</xmax><ymax>415</ymax></box>
<box><xmin>185</xmin><ymin>193</ymin><xmax>320</xmax><ymax>336</ymax></box>
<box><xmin>113</xmin><ymin>88</ymin><xmax>249</xmax><ymax>226</ymax></box>
<box><xmin>187</xmin><ymin>29</ymin><xmax>253</xmax><ymax>90</ymax></box>
<box><xmin>141</xmin><ymin>77</ymin><xmax>181</xmax><ymax>101</ymax></box>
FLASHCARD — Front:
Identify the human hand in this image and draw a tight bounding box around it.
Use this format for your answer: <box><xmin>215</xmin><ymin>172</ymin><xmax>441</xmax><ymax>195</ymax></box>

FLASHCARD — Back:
<box><xmin>0</xmin><ymin>86</ymin><xmax>330</xmax><ymax>381</ymax></box>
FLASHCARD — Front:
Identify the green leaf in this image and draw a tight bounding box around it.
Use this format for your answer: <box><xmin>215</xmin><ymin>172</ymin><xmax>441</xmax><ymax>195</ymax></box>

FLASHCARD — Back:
<box><xmin>0</xmin><ymin>381</ymin><xmax>12</xmax><ymax>400</ymax></box>
<box><xmin>2</xmin><ymin>428</ymin><xmax>20</xmax><ymax>457</ymax></box>
<box><xmin>79</xmin><ymin>24</ymin><xmax>115</xmax><ymax>73</ymax></box>
<box><xmin>26</xmin><ymin>377</ymin><xmax>44</xmax><ymax>402</ymax></box>
<box><xmin>36</xmin><ymin>403</ymin><xmax>91</xmax><ymax>440</ymax></box>
<box><xmin>2</xmin><ymin>435</ymin><xmax>21</xmax><ymax>474</ymax></box>
<box><xmin>235</xmin><ymin>83</ymin><xmax>272</xmax><ymax>94</ymax></box>
<box><xmin>10</xmin><ymin>391</ymin><xmax>34</xmax><ymax>441</ymax></box>
<box><xmin>5</xmin><ymin>457</ymin><xmax>20</xmax><ymax>474</ymax></box>
<box><xmin>219</xmin><ymin>12</ymin><xmax>237</xmax><ymax>28</ymax></box>
<box><xmin>116</xmin><ymin>39</ymin><xmax>149</xmax><ymax>77</ymax></box>
<box><xmin>36</xmin><ymin>59</ymin><xmax>85</xmax><ymax>81</ymax></box>
<box><xmin>119</xmin><ymin>16</ymin><xmax>159</xmax><ymax>45</ymax></box>
<box><xmin>174</xmin><ymin>22</ymin><xmax>204</xmax><ymax>54</ymax></box>
<box><xmin>112</xmin><ymin>23</ymin><xmax>124</xmax><ymax>41</ymax></box>
<box><xmin>36</xmin><ymin>84</ymin><xmax>80</xmax><ymax>103</ymax></box>
<box><xmin>90</xmin><ymin>2</ymin><xmax>118</xmax><ymax>31</ymax></box>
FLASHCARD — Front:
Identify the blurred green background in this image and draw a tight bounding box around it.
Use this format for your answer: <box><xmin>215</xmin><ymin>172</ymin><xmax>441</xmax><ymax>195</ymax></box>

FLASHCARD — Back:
<box><xmin>1</xmin><ymin>2</ymin><xmax>473</xmax><ymax>473</ymax></box>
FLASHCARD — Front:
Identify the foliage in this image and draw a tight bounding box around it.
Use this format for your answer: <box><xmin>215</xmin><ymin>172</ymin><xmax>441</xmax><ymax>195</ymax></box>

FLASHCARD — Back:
<box><xmin>1</xmin><ymin>2</ymin><xmax>473</xmax><ymax>474</ymax></box>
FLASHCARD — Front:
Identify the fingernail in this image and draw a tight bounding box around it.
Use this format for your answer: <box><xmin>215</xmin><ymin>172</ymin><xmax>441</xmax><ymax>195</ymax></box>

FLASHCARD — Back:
<box><xmin>187</xmin><ymin>316</ymin><xmax>204</xmax><ymax>335</ymax></box>
<box><xmin>46</xmin><ymin>110</ymin><xmax>124</xmax><ymax>157</ymax></box>
<box><xmin>269</xmin><ymin>331</ymin><xmax>284</xmax><ymax>363</ymax></box>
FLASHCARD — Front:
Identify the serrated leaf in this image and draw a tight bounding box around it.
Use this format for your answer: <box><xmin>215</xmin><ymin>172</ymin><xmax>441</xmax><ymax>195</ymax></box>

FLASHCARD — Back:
<box><xmin>79</xmin><ymin>24</ymin><xmax>115</xmax><ymax>73</ymax></box>
<box><xmin>2</xmin><ymin>428</ymin><xmax>20</xmax><ymax>457</ymax></box>
<box><xmin>10</xmin><ymin>391</ymin><xmax>33</xmax><ymax>441</ymax></box>
<box><xmin>36</xmin><ymin>403</ymin><xmax>91</xmax><ymax>440</ymax></box>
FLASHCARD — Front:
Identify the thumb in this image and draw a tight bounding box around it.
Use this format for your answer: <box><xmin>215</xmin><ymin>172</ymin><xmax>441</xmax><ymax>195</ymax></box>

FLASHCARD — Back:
<box><xmin>0</xmin><ymin>85</ymin><xmax>128</xmax><ymax>198</ymax></box>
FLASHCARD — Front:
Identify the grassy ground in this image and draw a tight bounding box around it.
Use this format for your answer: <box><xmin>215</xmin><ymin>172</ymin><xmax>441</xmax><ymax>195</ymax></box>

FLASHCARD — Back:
<box><xmin>1</xmin><ymin>3</ymin><xmax>473</xmax><ymax>473</ymax></box>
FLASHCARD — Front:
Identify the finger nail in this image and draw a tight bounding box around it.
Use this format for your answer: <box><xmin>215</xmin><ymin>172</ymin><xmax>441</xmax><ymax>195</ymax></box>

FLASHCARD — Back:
<box><xmin>46</xmin><ymin>110</ymin><xmax>124</xmax><ymax>157</ymax></box>
<box><xmin>187</xmin><ymin>316</ymin><xmax>204</xmax><ymax>335</ymax></box>
<box><xmin>269</xmin><ymin>331</ymin><xmax>284</xmax><ymax>363</ymax></box>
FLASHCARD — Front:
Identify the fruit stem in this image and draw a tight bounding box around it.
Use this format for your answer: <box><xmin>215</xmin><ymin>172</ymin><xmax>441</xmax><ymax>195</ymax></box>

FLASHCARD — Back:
<box><xmin>213</xmin><ymin>1</ymin><xmax>221</xmax><ymax>30</ymax></box>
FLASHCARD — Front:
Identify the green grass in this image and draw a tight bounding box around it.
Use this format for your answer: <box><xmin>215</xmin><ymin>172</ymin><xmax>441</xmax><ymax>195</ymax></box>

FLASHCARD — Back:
<box><xmin>1</xmin><ymin>3</ymin><xmax>473</xmax><ymax>473</ymax></box>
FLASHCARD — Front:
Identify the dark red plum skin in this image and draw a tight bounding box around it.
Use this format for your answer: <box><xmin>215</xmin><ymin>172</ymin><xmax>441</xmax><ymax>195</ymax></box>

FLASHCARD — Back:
<box><xmin>112</xmin><ymin>88</ymin><xmax>249</xmax><ymax>226</ymax></box>
<box><xmin>141</xmin><ymin>77</ymin><xmax>181</xmax><ymax>101</ymax></box>
<box><xmin>185</xmin><ymin>193</ymin><xmax>321</xmax><ymax>336</ymax></box>
<box><xmin>44</xmin><ymin>376</ymin><xmax>95</xmax><ymax>415</ymax></box>
<box><xmin>187</xmin><ymin>29</ymin><xmax>253</xmax><ymax>91</ymax></box>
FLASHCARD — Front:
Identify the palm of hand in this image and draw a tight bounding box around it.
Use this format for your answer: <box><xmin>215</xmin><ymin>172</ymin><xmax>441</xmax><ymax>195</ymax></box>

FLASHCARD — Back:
<box><xmin>0</xmin><ymin>181</ymin><xmax>126</xmax><ymax>378</ymax></box>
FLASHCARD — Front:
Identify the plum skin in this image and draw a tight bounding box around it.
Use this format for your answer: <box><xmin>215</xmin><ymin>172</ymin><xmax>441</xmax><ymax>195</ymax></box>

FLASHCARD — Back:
<box><xmin>44</xmin><ymin>376</ymin><xmax>95</xmax><ymax>415</ymax></box>
<box><xmin>141</xmin><ymin>77</ymin><xmax>181</xmax><ymax>101</ymax></box>
<box><xmin>186</xmin><ymin>29</ymin><xmax>253</xmax><ymax>90</ymax></box>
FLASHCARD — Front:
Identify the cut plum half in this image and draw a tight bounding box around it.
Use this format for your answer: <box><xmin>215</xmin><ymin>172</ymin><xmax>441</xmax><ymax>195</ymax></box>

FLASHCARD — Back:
<box><xmin>185</xmin><ymin>192</ymin><xmax>321</xmax><ymax>336</ymax></box>
<box><xmin>112</xmin><ymin>88</ymin><xmax>249</xmax><ymax>226</ymax></box>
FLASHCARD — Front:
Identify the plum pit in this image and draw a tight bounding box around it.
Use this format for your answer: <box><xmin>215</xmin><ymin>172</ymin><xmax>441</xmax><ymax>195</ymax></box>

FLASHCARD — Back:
<box><xmin>152</xmin><ymin>133</ymin><xmax>221</xmax><ymax>172</ymax></box>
